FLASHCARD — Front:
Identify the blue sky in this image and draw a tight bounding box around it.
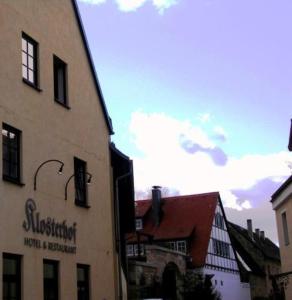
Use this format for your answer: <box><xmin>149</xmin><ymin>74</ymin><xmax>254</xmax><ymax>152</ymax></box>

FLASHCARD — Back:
<box><xmin>77</xmin><ymin>0</ymin><xmax>292</xmax><ymax>242</ymax></box>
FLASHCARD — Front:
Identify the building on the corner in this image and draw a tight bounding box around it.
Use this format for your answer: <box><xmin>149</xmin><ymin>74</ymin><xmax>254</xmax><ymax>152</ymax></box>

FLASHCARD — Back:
<box><xmin>228</xmin><ymin>220</ymin><xmax>281</xmax><ymax>299</ymax></box>
<box><xmin>0</xmin><ymin>1</ymin><xmax>134</xmax><ymax>299</ymax></box>
<box><xmin>127</xmin><ymin>186</ymin><xmax>251</xmax><ymax>300</ymax></box>
<box><xmin>271</xmin><ymin>175</ymin><xmax>292</xmax><ymax>300</ymax></box>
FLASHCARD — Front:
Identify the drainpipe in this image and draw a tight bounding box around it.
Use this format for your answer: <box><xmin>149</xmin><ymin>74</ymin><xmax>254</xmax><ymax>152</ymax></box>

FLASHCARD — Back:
<box><xmin>115</xmin><ymin>170</ymin><xmax>132</xmax><ymax>300</ymax></box>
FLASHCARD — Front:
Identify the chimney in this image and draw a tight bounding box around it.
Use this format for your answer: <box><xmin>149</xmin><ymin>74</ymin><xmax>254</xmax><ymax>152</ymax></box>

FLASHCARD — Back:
<box><xmin>152</xmin><ymin>186</ymin><xmax>162</xmax><ymax>226</ymax></box>
<box><xmin>255</xmin><ymin>228</ymin><xmax>260</xmax><ymax>239</ymax></box>
<box><xmin>288</xmin><ymin>119</ymin><xmax>292</xmax><ymax>151</ymax></box>
<box><xmin>260</xmin><ymin>231</ymin><xmax>265</xmax><ymax>241</ymax></box>
<box><xmin>247</xmin><ymin>219</ymin><xmax>253</xmax><ymax>240</ymax></box>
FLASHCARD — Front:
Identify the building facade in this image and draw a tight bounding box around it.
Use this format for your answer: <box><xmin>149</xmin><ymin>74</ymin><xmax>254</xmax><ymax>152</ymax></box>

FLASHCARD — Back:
<box><xmin>127</xmin><ymin>187</ymin><xmax>251</xmax><ymax>300</ymax></box>
<box><xmin>0</xmin><ymin>1</ymin><xmax>120</xmax><ymax>299</ymax></box>
<box><xmin>228</xmin><ymin>220</ymin><xmax>281</xmax><ymax>300</ymax></box>
<box><xmin>271</xmin><ymin>175</ymin><xmax>292</xmax><ymax>300</ymax></box>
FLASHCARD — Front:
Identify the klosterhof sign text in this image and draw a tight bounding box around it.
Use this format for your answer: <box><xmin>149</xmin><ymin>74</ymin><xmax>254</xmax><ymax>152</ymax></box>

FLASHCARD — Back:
<box><xmin>22</xmin><ymin>198</ymin><xmax>77</xmax><ymax>254</ymax></box>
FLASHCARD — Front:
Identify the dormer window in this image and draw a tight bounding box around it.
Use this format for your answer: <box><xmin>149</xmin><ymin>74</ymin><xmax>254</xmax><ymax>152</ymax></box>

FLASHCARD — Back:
<box><xmin>135</xmin><ymin>218</ymin><xmax>143</xmax><ymax>231</ymax></box>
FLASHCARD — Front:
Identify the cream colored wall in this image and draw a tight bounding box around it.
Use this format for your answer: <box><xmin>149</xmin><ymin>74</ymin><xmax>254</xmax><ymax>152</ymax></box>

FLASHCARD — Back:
<box><xmin>274</xmin><ymin>195</ymin><xmax>292</xmax><ymax>299</ymax></box>
<box><xmin>275</xmin><ymin>195</ymin><xmax>292</xmax><ymax>273</ymax></box>
<box><xmin>0</xmin><ymin>1</ymin><xmax>117</xmax><ymax>299</ymax></box>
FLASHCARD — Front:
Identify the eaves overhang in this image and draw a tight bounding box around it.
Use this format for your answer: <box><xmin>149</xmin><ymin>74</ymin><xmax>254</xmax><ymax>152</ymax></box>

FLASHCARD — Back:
<box><xmin>271</xmin><ymin>175</ymin><xmax>292</xmax><ymax>210</ymax></box>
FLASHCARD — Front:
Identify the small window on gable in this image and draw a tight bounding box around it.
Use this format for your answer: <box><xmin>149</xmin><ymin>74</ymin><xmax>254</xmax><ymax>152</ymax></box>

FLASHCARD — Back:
<box><xmin>54</xmin><ymin>55</ymin><xmax>68</xmax><ymax>107</ymax></box>
<box><xmin>135</xmin><ymin>218</ymin><xmax>143</xmax><ymax>231</ymax></box>
<box><xmin>215</xmin><ymin>212</ymin><xmax>224</xmax><ymax>229</ymax></box>
<box><xmin>22</xmin><ymin>32</ymin><xmax>38</xmax><ymax>88</ymax></box>
<box><xmin>282</xmin><ymin>212</ymin><xmax>290</xmax><ymax>246</ymax></box>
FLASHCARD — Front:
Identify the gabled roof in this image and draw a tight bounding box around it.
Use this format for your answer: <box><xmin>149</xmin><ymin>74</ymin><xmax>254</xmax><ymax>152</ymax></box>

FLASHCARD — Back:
<box><xmin>135</xmin><ymin>192</ymin><xmax>219</xmax><ymax>267</ymax></box>
<box><xmin>228</xmin><ymin>222</ymin><xmax>280</xmax><ymax>276</ymax></box>
<box><xmin>71</xmin><ymin>0</ymin><xmax>114</xmax><ymax>134</ymax></box>
<box><xmin>135</xmin><ymin>200</ymin><xmax>151</xmax><ymax>218</ymax></box>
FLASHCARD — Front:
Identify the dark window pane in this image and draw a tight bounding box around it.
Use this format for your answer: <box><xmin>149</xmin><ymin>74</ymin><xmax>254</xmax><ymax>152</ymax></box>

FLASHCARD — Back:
<box><xmin>2</xmin><ymin>124</ymin><xmax>21</xmax><ymax>182</ymax></box>
<box><xmin>77</xmin><ymin>265</ymin><xmax>89</xmax><ymax>300</ymax></box>
<box><xmin>54</xmin><ymin>56</ymin><xmax>67</xmax><ymax>105</ymax></box>
<box><xmin>43</xmin><ymin>260</ymin><xmax>58</xmax><ymax>300</ymax></box>
<box><xmin>74</xmin><ymin>158</ymin><xmax>87</xmax><ymax>205</ymax></box>
<box><xmin>3</xmin><ymin>254</ymin><xmax>21</xmax><ymax>300</ymax></box>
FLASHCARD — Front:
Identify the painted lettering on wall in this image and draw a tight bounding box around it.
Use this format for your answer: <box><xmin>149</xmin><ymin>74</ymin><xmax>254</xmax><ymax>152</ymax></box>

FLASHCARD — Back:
<box><xmin>24</xmin><ymin>237</ymin><xmax>76</xmax><ymax>254</ymax></box>
<box><xmin>22</xmin><ymin>198</ymin><xmax>77</xmax><ymax>253</ymax></box>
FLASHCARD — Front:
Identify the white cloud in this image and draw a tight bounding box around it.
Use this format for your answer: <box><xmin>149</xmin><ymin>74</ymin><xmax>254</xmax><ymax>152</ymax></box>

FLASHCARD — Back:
<box><xmin>78</xmin><ymin>0</ymin><xmax>178</xmax><ymax>13</ymax></box>
<box><xmin>152</xmin><ymin>0</ymin><xmax>177</xmax><ymax>13</ymax></box>
<box><xmin>130</xmin><ymin>111</ymin><xmax>292</xmax><ymax>212</ymax></box>
<box><xmin>79</xmin><ymin>0</ymin><xmax>107</xmax><ymax>4</ymax></box>
<box><xmin>115</xmin><ymin>0</ymin><xmax>147</xmax><ymax>11</ymax></box>
<box><xmin>213</xmin><ymin>126</ymin><xmax>227</xmax><ymax>142</ymax></box>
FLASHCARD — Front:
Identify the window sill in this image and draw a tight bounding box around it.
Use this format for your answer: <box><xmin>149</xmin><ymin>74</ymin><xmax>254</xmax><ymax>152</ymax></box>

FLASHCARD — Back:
<box><xmin>54</xmin><ymin>99</ymin><xmax>70</xmax><ymax>110</ymax></box>
<box><xmin>22</xmin><ymin>78</ymin><xmax>42</xmax><ymax>92</ymax></box>
<box><xmin>75</xmin><ymin>201</ymin><xmax>90</xmax><ymax>209</ymax></box>
<box><xmin>3</xmin><ymin>175</ymin><xmax>25</xmax><ymax>187</ymax></box>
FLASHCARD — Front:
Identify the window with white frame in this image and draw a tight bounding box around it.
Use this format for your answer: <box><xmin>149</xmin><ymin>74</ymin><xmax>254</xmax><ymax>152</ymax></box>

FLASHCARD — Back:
<box><xmin>135</xmin><ymin>218</ymin><xmax>143</xmax><ymax>231</ymax></box>
<box><xmin>22</xmin><ymin>32</ymin><xmax>38</xmax><ymax>87</ymax></box>
<box><xmin>127</xmin><ymin>245</ymin><xmax>134</xmax><ymax>256</ymax></box>
<box><xmin>177</xmin><ymin>240</ymin><xmax>187</xmax><ymax>253</ymax></box>
<box><xmin>166</xmin><ymin>241</ymin><xmax>176</xmax><ymax>251</ymax></box>
<box><xmin>133</xmin><ymin>244</ymin><xmax>145</xmax><ymax>256</ymax></box>
<box><xmin>165</xmin><ymin>241</ymin><xmax>186</xmax><ymax>253</ymax></box>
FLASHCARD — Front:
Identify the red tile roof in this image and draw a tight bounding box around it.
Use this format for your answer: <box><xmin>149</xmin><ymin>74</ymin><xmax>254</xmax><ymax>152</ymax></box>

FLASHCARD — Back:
<box><xmin>135</xmin><ymin>192</ymin><xmax>219</xmax><ymax>267</ymax></box>
<box><xmin>135</xmin><ymin>200</ymin><xmax>151</xmax><ymax>218</ymax></box>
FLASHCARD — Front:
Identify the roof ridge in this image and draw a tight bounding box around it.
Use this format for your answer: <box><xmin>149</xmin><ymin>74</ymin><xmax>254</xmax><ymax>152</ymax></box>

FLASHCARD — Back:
<box><xmin>136</xmin><ymin>191</ymin><xmax>219</xmax><ymax>202</ymax></box>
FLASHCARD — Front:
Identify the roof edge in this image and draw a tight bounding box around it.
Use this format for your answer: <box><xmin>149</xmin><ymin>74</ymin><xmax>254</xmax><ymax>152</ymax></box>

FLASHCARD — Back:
<box><xmin>136</xmin><ymin>191</ymin><xmax>220</xmax><ymax>202</ymax></box>
<box><xmin>271</xmin><ymin>175</ymin><xmax>292</xmax><ymax>202</ymax></box>
<box><xmin>71</xmin><ymin>0</ymin><xmax>114</xmax><ymax>135</ymax></box>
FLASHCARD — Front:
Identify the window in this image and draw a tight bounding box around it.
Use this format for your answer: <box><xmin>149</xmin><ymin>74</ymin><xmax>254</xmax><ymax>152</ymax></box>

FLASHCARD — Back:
<box><xmin>177</xmin><ymin>241</ymin><xmax>187</xmax><ymax>253</ymax></box>
<box><xmin>215</xmin><ymin>213</ymin><xmax>224</xmax><ymax>229</ymax></box>
<box><xmin>43</xmin><ymin>260</ymin><xmax>58</xmax><ymax>300</ymax></box>
<box><xmin>2</xmin><ymin>124</ymin><xmax>21</xmax><ymax>183</ymax></box>
<box><xmin>77</xmin><ymin>264</ymin><xmax>90</xmax><ymax>300</ymax></box>
<box><xmin>127</xmin><ymin>245</ymin><xmax>134</xmax><ymax>256</ymax></box>
<box><xmin>213</xmin><ymin>239</ymin><xmax>230</xmax><ymax>258</ymax></box>
<box><xmin>22</xmin><ymin>32</ymin><xmax>38</xmax><ymax>87</ymax></box>
<box><xmin>3</xmin><ymin>253</ymin><xmax>21</xmax><ymax>300</ymax></box>
<box><xmin>74</xmin><ymin>157</ymin><xmax>87</xmax><ymax>206</ymax></box>
<box><xmin>53</xmin><ymin>55</ymin><xmax>67</xmax><ymax>106</ymax></box>
<box><xmin>135</xmin><ymin>218</ymin><xmax>143</xmax><ymax>231</ymax></box>
<box><xmin>282</xmin><ymin>212</ymin><xmax>290</xmax><ymax>245</ymax></box>
<box><xmin>166</xmin><ymin>241</ymin><xmax>176</xmax><ymax>251</ymax></box>
<box><xmin>133</xmin><ymin>244</ymin><xmax>145</xmax><ymax>256</ymax></box>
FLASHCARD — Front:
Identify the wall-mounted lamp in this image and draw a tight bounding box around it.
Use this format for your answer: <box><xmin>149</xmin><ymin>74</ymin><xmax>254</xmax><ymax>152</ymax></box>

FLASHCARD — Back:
<box><xmin>64</xmin><ymin>172</ymin><xmax>92</xmax><ymax>200</ymax></box>
<box><xmin>34</xmin><ymin>159</ymin><xmax>64</xmax><ymax>191</ymax></box>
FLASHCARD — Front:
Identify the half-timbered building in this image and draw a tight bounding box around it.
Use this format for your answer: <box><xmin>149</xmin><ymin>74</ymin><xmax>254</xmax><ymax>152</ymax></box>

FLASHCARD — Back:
<box><xmin>127</xmin><ymin>187</ymin><xmax>251</xmax><ymax>299</ymax></box>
